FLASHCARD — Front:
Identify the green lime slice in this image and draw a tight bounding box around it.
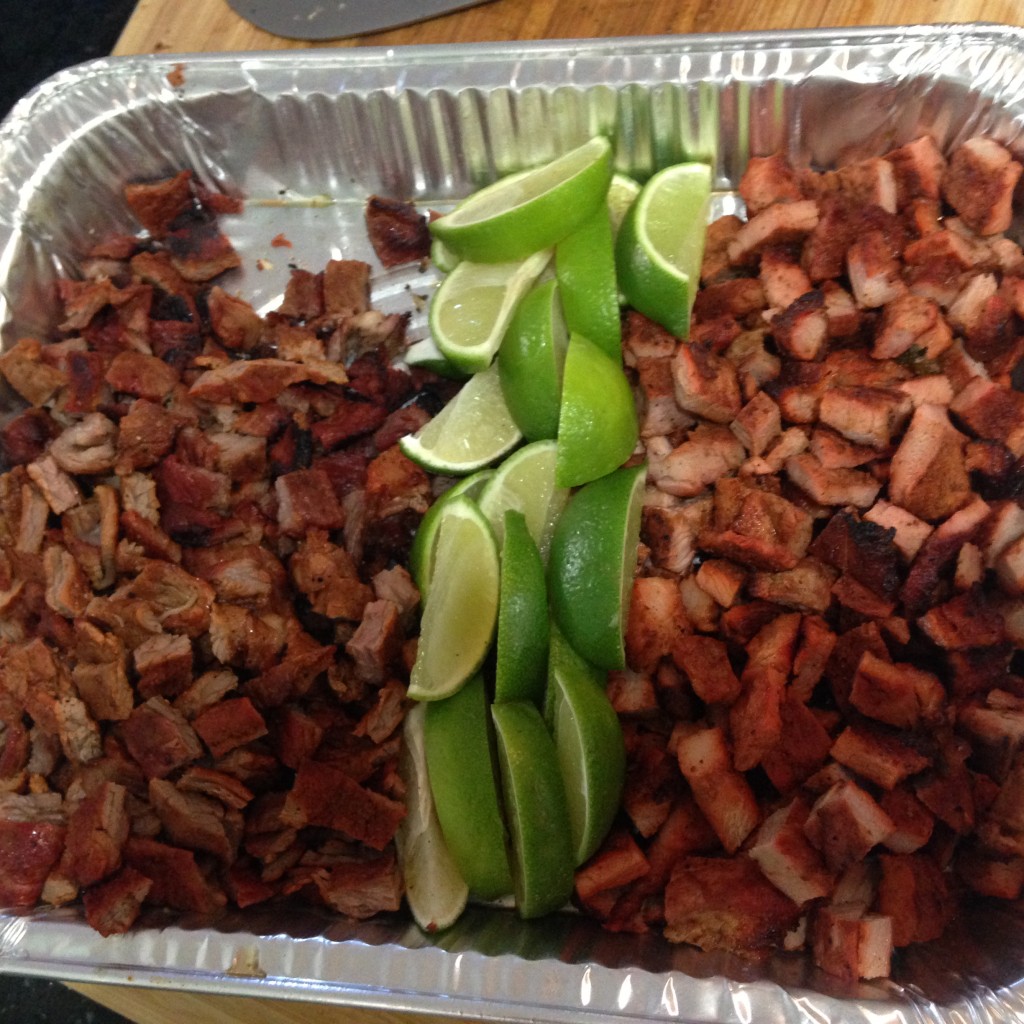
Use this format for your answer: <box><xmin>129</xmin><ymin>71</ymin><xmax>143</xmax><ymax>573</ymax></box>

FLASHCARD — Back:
<box><xmin>476</xmin><ymin>439</ymin><xmax>569</xmax><ymax>561</ymax></box>
<box><xmin>429</xmin><ymin>249</ymin><xmax>552</xmax><ymax>374</ymax></box>
<box><xmin>408</xmin><ymin>494</ymin><xmax>499</xmax><ymax>701</ymax></box>
<box><xmin>494</xmin><ymin>510</ymin><xmax>549</xmax><ymax>706</ymax></box>
<box><xmin>548</xmin><ymin>463</ymin><xmax>646</xmax><ymax>670</ymax></box>
<box><xmin>555</xmin><ymin>332</ymin><xmax>639</xmax><ymax>488</ymax></box>
<box><xmin>396</xmin><ymin>702</ymin><xmax>470</xmax><ymax>932</ymax></box>
<box><xmin>430</xmin><ymin>136</ymin><xmax>614</xmax><ymax>263</ymax></box>
<box><xmin>615</xmin><ymin>161</ymin><xmax>712</xmax><ymax>339</ymax></box>
<box><xmin>555</xmin><ymin>205</ymin><xmax>621</xmax><ymax>362</ymax></box>
<box><xmin>399</xmin><ymin>362</ymin><xmax>523</xmax><ymax>476</ymax></box>
<box><xmin>404</xmin><ymin>335</ymin><xmax>469</xmax><ymax>380</ymax></box>
<box><xmin>410</xmin><ymin>468</ymin><xmax>494</xmax><ymax>598</ymax></box>
<box><xmin>497</xmin><ymin>277</ymin><xmax>567</xmax><ymax>442</ymax></box>
<box><xmin>491</xmin><ymin>700</ymin><xmax>576</xmax><ymax>919</ymax></box>
<box><xmin>607</xmin><ymin>172</ymin><xmax>642</xmax><ymax>240</ymax></box>
<box><xmin>424</xmin><ymin>673</ymin><xmax>513</xmax><ymax>900</ymax></box>
<box><xmin>546</xmin><ymin>624</ymin><xmax>626</xmax><ymax>865</ymax></box>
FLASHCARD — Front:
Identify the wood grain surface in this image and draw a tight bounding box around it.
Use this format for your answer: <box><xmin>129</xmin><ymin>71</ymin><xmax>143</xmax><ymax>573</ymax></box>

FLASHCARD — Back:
<box><xmin>112</xmin><ymin>0</ymin><xmax>1024</xmax><ymax>56</ymax></box>
<box><xmin>70</xmin><ymin>1</ymin><xmax>1022</xmax><ymax>1022</ymax></box>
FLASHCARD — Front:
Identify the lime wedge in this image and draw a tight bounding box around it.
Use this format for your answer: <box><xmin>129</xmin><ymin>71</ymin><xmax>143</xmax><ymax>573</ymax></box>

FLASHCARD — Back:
<box><xmin>494</xmin><ymin>510</ymin><xmax>549</xmax><ymax>706</ymax></box>
<box><xmin>424</xmin><ymin>674</ymin><xmax>513</xmax><ymax>900</ymax></box>
<box><xmin>555</xmin><ymin>332</ymin><xmax>639</xmax><ymax>488</ymax></box>
<box><xmin>555</xmin><ymin>205</ymin><xmax>621</xmax><ymax>362</ymax></box>
<box><xmin>430</xmin><ymin>249</ymin><xmax>552</xmax><ymax>374</ymax></box>
<box><xmin>410</xmin><ymin>468</ymin><xmax>494</xmax><ymax>598</ymax></box>
<box><xmin>396</xmin><ymin>702</ymin><xmax>470</xmax><ymax>932</ymax></box>
<box><xmin>498</xmin><ymin>277</ymin><xmax>567</xmax><ymax>442</ymax></box>
<box><xmin>546</xmin><ymin>624</ymin><xmax>626</xmax><ymax>865</ymax></box>
<box><xmin>430</xmin><ymin>235</ymin><xmax>462</xmax><ymax>274</ymax></box>
<box><xmin>403</xmin><ymin>336</ymin><xmax>468</xmax><ymax>380</ymax></box>
<box><xmin>408</xmin><ymin>494</ymin><xmax>499</xmax><ymax>701</ymax></box>
<box><xmin>399</xmin><ymin>362</ymin><xmax>523</xmax><ymax>476</ymax></box>
<box><xmin>548</xmin><ymin>463</ymin><xmax>646</xmax><ymax>670</ymax></box>
<box><xmin>430</xmin><ymin>136</ymin><xmax>614</xmax><ymax>263</ymax></box>
<box><xmin>491</xmin><ymin>700</ymin><xmax>576</xmax><ymax>918</ymax></box>
<box><xmin>615</xmin><ymin>162</ymin><xmax>712</xmax><ymax>339</ymax></box>
<box><xmin>607</xmin><ymin>172</ymin><xmax>642</xmax><ymax>240</ymax></box>
<box><xmin>476</xmin><ymin>439</ymin><xmax>569</xmax><ymax>560</ymax></box>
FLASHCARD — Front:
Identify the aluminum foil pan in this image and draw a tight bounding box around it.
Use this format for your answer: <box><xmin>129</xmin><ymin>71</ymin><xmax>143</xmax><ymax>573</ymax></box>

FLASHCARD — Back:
<box><xmin>2</xmin><ymin>22</ymin><xmax>1024</xmax><ymax>1024</ymax></box>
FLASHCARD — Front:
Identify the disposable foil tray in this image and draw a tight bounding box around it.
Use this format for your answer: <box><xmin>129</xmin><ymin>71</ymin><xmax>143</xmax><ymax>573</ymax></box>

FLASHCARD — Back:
<box><xmin>2</xmin><ymin>22</ymin><xmax>1024</xmax><ymax>1024</ymax></box>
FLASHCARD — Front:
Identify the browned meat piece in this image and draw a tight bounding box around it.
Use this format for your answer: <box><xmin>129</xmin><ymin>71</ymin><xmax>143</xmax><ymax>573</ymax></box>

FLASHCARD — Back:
<box><xmin>918</xmin><ymin>589</ymin><xmax>1005</xmax><ymax>649</ymax></box>
<box><xmin>784</xmin><ymin>452</ymin><xmax>881</xmax><ymax>509</ymax></box>
<box><xmin>120</xmin><ymin>697</ymin><xmax>203</xmax><ymax>779</ymax></box>
<box><xmin>848</xmin><ymin>652</ymin><xmax>945</xmax><ymax>729</ymax></box>
<box><xmin>635</xmin><ymin>357</ymin><xmax>695</xmax><ymax>439</ymax></box>
<box><xmin>82</xmin><ymin>866</ymin><xmax>152</xmax><ymax>936</ymax></box>
<box><xmin>123</xmin><ymin>171</ymin><xmax>194</xmax><ymax>237</ymax></box>
<box><xmin>810</xmin><ymin>904</ymin><xmax>893</xmax><ymax>982</ymax></box>
<box><xmin>105</xmin><ymin>351</ymin><xmax>179</xmax><ymax>403</ymax></box>
<box><xmin>671</xmin><ymin>343</ymin><xmax>741</xmax><ymax>424</ymax></box>
<box><xmin>886</xmin><ymin>135</ymin><xmax>946</xmax><ymax>207</ymax></box>
<box><xmin>646</xmin><ymin>427</ymin><xmax>745</xmax><ymax>499</ymax></box>
<box><xmin>846</xmin><ymin>229</ymin><xmax>906</xmax><ymax>308</ymax></box>
<box><xmin>876</xmin><ymin>852</ymin><xmax>954</xmax><ymax>947</ymax></box>
<box><xmin>872</xmin><ymin>292</ymin><xmax>952</xmax><ymax>360</ymax></box>
<box><xmin>830</xmin><ymin>724</ymin><xmax>932</xmax><ymax>790</ymax></box>
<box><xmin>189</xmin><ymin>357</ymin><xmax>347</xmax><ymax>405</ymax></box>
<box><xmin>64</xmin><ymin>780</ymin><xmax>129</xmax><ymax>886</ymax></box>
<box><xmin>730</xmin><ymin>391</ymin><xmax>781</xmax><ymax>457</ymax></box>
<box><xmin>770</xmin><ymin>290</ymin><xmax>828</xmax><ymax>361</ymax></box>
<box><xmin>748</xmin><ymin>798</ymin><xmax>835</xmax><ymax>905</ymax></box>
<box><xmin>692</xmin><ymin>277</ymin><xmax>767</xmax><ymax>323</ymax></box>
<box><xmin>759</xmin><ymin>245</ymin><xmax>813</xmax><ymax>310</ymax></box>
<box><xmin>728</xmin><ymin>198</ymin><xmax>820</xmax><ymax>265</ymax></box>
<box><xmin>738</xmin><ymin>154</ymin><xmax>807</xmax><ymax>214</ymax></box>
<box><xmin>863</xmin><ymin>499</ymin><xmax>933</xmax><ymax>561</ymax></box>
<box><xmin>322</xmin><ymin>259</ymin><xmax>372</xmax><ymax>317</ymax></box>
<box><xmin>804</xmin><ymin>780</ymin><xmax>895</xmax><ymax>873</ymax></box>
<box><xmin>133</xmin><ymin>633</ymin><xmax>193</xmax><ymax>699</ymax></box>
<box><xmin>0</xmin><ymin>338</ymin><xmax>67</xmax><ymax>406</ymax></box>
<box><xmin>664</xmin><ymin>855</ymin><xmax>801</xmax><ymax>954</ymax></box>
<box><xmin>345</xmin><ymin>599</ymin><xmax>404</xmax><ymax>684</ymax></box>
<box><xmin>123</xmin><ymin>836</ymin><xmax>226</xmax><ymax>914</ymax></box>
<box><xmin>942</xmin><ymin>137</ymin><xmax>1023</xmax><ymax>236</ymax></box>
<box><xmin>819</xmin><ymin>386</ymin><xmax>912</xmax><ymax>451</ymax></box>
<box><xmin>828</xmin><ymin>157</ymin><xmax>897</xmax><ymax>213</ymax></box>
<box><xmin>879</xmin><ymin>787</ymin><xmax>935</xmax><ymax>854</ymax></box>
<box><xmin>695</xmin><ymin>558</ymin><xmax>745</xmax><ymax>609</ymax></box>
<box><xmin>364</xmin><ymin>445</ymin><xmax>431</xmax><ymax>521</ymax></box>
<box><xmin>282</xmin><ymin>760</ymin><xmax>405</xmax><ymax>851</ymax></box>
<box><xmin>790</xmin><ymin>614</ymin><xmax>837</xmax><ymax>702</ymax></box>
<box><xmin>699</xmin><ymin>476</ymin><xmax>813</xmax><ymax>571</ymax></box>
<box><xmin>700</xmin><ymin>215</ymin><xmax>744</xmax><ymax>284</ymax></box>
<box><xmin>809</xmin><ymin>510</ymin><xmax>902</xmax><ymax>601</ymax></box>
<box><xmin>311</xmin><ymin>397</ymin><xmax>389</xmax><ymax>451</ymax></box>
<box><xmin>0</xmin><ymin>794</ymin><xmax>66</xmax><ymax>908</ymax></box>
<box><xmin>27</xmin><ymin>455</ymin><xmax>82</xmax><ymax>515</ymax></box>
<box><xmin>148</xmin><ymin>778</ymin><xmax>241</xmax><ymax>862</ymax></box>
<box><xmin>206</xmin><ymin>285</ymin><xmax>263</xmax><ymax>352</ymax></box>
<box><xmin>950</xmin><ymin>376</ymin><xmax>1024</xmax><ymax>457</ymax></box>
<box><xmin>672</xmin><ymin>633</ymin><xmax>740</xmax><ymax>705</ymax></box>
<box><xmin>311</xmin><ymin>849</ymin><xmax>403</xmax><ymax>919</ymax></box>
<box><xmin>809</xmin><ymin>427</ymin><xmax>876</xmax><ymax>470</ymax></box>
<box><xmin>193</xmin><ymin>697</ymin><xmax>268</xmax><ymax>759</ymax></box>
<box><xmin>761</xmin><ymin>696</ymin><xmax>833</xmax><ymax>793</ymax></box>
<box><xmin>574</xmin><ymin>828</ymin><xmax>650</xmax><ymax>910</ymax></box>
<box><xmin>748</xmin><ymin>558</ymin><xmax>837</xmax><ymax>614</ymax></box>
<box><xmin>115</xmin><ymin>400</ymin><xmax>182</xmax><ymax>475</ymax></box>
<box><xmin>675</xmin><ymin>724</ymin><xmax>760</xmax><ymax>853</ymax></box>
<box><xmin>275</xmin><ymin>468</ymin><xmax>346</xmax><ymax>536</ymax></box>
<box><xmin>365</xmin><ymin>196</ymin><xmax>431</xmax><ymax>268</ymax></box>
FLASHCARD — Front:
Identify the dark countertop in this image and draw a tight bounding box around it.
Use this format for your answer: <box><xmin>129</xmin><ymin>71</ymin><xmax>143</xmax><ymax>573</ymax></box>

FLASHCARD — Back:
<box><xmin>0</xmin><ymin>0</ymin><xmax>138</xmax><ymax>118</ymax></box>
<box><xmin>0</xmin><ymin>4</ymin><xmax>136</xmax><ymax>1015</ymax></box>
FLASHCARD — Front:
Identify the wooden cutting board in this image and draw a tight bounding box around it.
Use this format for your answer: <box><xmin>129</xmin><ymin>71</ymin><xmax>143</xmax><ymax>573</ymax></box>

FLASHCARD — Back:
<box><xmin>68</xmin><ymin>0</ymin><xmax>1023</xmax><ymax>1022</ymax></box>
<box><xmin>114</xmin><ymin>0</ymin><xmax>1024</xmax><ymax>56</ymax></box>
